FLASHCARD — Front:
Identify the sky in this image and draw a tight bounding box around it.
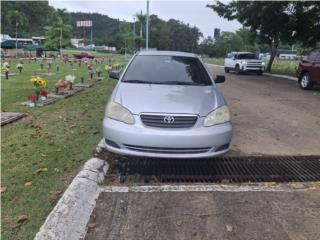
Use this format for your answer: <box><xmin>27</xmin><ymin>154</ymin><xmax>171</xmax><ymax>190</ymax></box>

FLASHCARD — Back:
<box><xmin>48</xmin><ymin>0</ymin><xmax>241</xmax><ymax>38</ymax></box>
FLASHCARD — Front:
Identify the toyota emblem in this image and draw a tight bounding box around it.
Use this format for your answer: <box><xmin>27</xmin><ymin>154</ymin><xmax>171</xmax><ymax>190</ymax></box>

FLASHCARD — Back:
<box><xmin>163</xmin><ymin>115</ymin><xmax>175</xmax><ymax>124</ymax></box>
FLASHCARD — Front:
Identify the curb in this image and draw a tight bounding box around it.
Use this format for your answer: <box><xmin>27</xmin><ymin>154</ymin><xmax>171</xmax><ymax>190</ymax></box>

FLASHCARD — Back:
<box><xmin>34</xmin><ymin>158</ymin><xmax>108</xmax><ymax>240</ymax></box>
<box><xmin>263</xmin><ymin>72</ymin><xmax>297</xmax><ymax>82</ymax></box>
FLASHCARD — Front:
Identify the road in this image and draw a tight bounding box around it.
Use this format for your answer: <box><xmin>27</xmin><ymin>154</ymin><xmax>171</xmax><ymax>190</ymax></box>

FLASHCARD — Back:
<box><xmin>84</xmin><ymin>68</ymin><xmax>320</xmax><ymax>240</ymax></box>
<box><xmin>207</xmin><ymin>65</ymin><xmax>320</xmax><ymax>156</ymax></box>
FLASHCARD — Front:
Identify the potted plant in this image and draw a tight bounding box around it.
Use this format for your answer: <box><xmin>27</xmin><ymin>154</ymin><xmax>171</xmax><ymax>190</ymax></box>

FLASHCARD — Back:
<box><xmin>65</xmin><ymin>74</ymin><xmax>76</xmax><ymax>90</ymax></box>
<box><xmin>17</xmin><ymin>62</ymin><xmax>23</xmax><ymax>73</ymax></box>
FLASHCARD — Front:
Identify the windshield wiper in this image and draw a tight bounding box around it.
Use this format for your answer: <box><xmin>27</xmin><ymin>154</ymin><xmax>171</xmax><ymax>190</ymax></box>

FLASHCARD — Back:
<box><xmin>122</xmin><ymin>80</ymin><xmax>151</xmax><ymax>84</ymax></box>
<box><xmin>154</xmin><ymin>81</ymin><xmax>206</xmax><ymax>86</ymax></box>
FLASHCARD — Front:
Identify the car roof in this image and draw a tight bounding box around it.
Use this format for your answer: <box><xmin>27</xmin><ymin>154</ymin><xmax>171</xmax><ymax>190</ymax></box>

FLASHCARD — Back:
<box><xmin>137</xmin><ymin>50</ymin><xmax>198</xmax><ymax>58</ymax></box>
<box><xmin>231</xmin><ymin>52</ymin><xmax>254</xmax><ymax>54</ymax></box>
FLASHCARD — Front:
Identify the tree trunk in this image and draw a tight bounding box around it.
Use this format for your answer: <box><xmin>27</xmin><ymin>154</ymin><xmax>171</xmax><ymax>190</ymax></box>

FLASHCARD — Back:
<box><xmin>266</xmin><ymin>40</ymin><xmax>279</xmax><ymax>72</ymax></box>
<box><xmin>266</xmin><ymin>51</ymin><xmax>276</xmax><ymax>72</ymax></box>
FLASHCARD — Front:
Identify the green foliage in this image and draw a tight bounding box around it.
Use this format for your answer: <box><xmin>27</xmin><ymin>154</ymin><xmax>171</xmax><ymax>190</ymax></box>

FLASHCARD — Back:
<box><xmin>199</xmin><ymin>28</ymin><xmax>259</xmax><ymax>57</ymax></box>
<box><xmin>1</xmin><ymin>1</ymin><xmax>55</xmax><ymax>37</ymax></box>
<box><xmin>70</xmin><ymin>12</ymin><xmax>120</xmax><ymax>47</ymax></box>
<box><xmin>44</xmin><ymin>19</ymin><xmax>72</xmax><ymax>50</ymax></box>
<box><xmin>207</xmin><ymin>1</ymin><xmax>320</xmax><ymax>71</ymax></box>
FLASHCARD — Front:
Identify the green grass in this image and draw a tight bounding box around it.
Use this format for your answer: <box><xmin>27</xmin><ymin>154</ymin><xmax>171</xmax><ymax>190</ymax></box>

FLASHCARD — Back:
<box><xmin>269</xmin><ymin>59</ymin><xmax>298</xmax><ymax>77</ymax></box>
<box><xmin>203</xmin><ymin>57</ymin><xmax>224</xmax><ymax>66</ymax></box>
<box><xmin>204</xmin><ymin>57</ymin><xmax>298</xmax><ymax>77</ymax></box>
<box><xmin>1</xmin><ymin>54</ymin><xmax>127</xmax><ymax>239</ymax></box>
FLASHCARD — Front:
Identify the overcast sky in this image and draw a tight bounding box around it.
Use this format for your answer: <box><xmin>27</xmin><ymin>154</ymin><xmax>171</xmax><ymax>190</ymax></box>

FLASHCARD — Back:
<box><xmin>49</xmin><ymin>0</ymin><xmax>241</xmax><ymax>38</ymax></box>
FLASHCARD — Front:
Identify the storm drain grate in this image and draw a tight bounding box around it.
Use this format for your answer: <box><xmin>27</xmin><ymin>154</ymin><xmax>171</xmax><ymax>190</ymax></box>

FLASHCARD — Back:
<box><xmin>113</xmin><ymin>156</ymin><xmax>320</xmax><ymax>184</ymax></box>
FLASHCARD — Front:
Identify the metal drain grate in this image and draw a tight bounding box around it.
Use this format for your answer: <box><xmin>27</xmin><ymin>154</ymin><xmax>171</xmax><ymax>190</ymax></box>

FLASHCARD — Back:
<box><xmin>113</xmin><ymin>156</ymin><xmax>320</xmax><ymax>184</ymax></box>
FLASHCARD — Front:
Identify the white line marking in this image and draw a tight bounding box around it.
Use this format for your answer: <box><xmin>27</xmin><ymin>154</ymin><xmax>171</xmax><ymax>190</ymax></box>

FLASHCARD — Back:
<box><xmin>100</xmin><ymin>184</ymin><xmax>310</xmax><ymax>193</ymax></box>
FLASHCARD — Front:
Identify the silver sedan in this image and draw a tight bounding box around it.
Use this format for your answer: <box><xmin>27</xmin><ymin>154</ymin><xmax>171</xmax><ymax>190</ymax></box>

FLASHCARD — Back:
<box><xmin>103</xmin><ymin>51</ymin><xmax>232</xmax><ymax>158</ymax></box>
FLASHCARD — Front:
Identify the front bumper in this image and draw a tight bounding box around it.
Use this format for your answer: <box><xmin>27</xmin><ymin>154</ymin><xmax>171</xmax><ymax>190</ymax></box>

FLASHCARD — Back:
<box><xmin>241</xmin><ymin>65</ymin><xmax>265</xmax><ymax>72</ymax></box>
<box><xmin>102</xmin><ymin>116</ymin><xmax>233</xmax><ymax>158</ymax></box>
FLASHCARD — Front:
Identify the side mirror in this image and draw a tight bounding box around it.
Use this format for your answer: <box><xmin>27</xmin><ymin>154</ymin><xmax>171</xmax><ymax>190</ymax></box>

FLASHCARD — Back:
<box><xmin>109</xmin><ymin>71</ymin><xmax>119</xmax><ymax>80</ymax></box>
<box><xmin>215</xmin><ymin>75</ymin><xmax>225</xmax><ymax>84</ymax></box>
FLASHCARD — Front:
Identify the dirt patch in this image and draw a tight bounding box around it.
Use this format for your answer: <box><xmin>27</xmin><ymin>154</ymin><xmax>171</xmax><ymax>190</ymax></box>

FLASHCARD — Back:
<box><xmin>207</xmin><ymin>65</ymin><xmax>320</xmax><ymax>156</ymax></box>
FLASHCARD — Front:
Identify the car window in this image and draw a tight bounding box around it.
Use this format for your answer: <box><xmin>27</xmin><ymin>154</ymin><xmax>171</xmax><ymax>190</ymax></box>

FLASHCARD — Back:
<box><xmin>315</xmin><ymin>52</ymin><xmax>320</xmax><ymax>61</ymax></box>
<box><xmin>308</xmin><ymin>50</ymin><xmax>319</xmax><ymax>61</ymax></box>
<box><xmin>122</xmin><ymin>55</ymin><xmax>213</xmax><ymax>86</ymax></box>
<box><xmin>237</xmin><ymin>53</ymin><xmax>257</xmax><ymax>59</ymax></box>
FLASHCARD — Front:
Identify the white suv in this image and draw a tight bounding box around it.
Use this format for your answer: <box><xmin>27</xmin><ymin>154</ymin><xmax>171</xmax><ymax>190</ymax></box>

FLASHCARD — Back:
<box><xmin>224</xmin><ymin>52</ymin><xmax>265</xmax><ymax>75</ymax></box>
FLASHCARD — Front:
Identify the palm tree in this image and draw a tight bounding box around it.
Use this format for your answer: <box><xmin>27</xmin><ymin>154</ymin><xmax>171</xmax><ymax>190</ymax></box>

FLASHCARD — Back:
<box><xmin>6</xmin><ymin>10</ymin><xmax>27</xmax><ymax>57</ymax></box>
<box><xmin>135</xmin><ymin>10</ymin><xmax>146</xmax><ymax>40</ymax></box>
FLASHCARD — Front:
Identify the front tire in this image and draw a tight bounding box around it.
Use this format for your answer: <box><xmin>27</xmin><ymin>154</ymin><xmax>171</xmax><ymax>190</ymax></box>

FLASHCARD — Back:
<box><xmin>224</xmin><ymin>67</ymin><xmax>229</xmax><ymax>73</ymax></box>
<box><xmin>235</xmin><ymin>65</ymin><xmax>240</xmax><ymax>75</ymax></box>
<box><xmin>299</xmin><ymin>72</ymin><xmax>313</xmax><ymax>90</ymax></box>
<box><xmin>257</xmin><ymin>71</ymin><xmax>263</xmax><ymax>76</ymax></box>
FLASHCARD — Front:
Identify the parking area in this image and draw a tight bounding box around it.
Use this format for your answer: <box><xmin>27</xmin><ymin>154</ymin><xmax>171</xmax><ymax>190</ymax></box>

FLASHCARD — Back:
<box><xmin>83</xmin><ymin>67</ymin><xmax>320</xmax><ymax>240</ymax></box>
<box><xmin>206</xmin><ymin>65</ymin><xmax>320</xmax><ymax>156</ymax></box>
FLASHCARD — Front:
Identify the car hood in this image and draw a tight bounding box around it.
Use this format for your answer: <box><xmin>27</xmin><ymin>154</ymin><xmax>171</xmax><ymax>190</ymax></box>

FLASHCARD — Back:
<box><xmin>112</xmin><ymin>83</ymin><xmax>226</xmax><ymax>116</ymax></box>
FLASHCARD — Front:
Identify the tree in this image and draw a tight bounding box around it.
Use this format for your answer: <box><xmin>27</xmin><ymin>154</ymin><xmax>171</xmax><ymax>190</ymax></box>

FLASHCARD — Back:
<box><xmin>6</xmin><ymin>10</ymin><xmax>27</xmax><ymax>53</ymax></box>
<box><xmin>207</xmin><ymin>1</ymin><xmax>320</xmax><ymax>72</ymax></box>
<box><xmin>44</xmin><ymin>18</ymin><xmax>72</xmax><ymax>51</ymax></box>
<box><xmin>135</xmin><ymin>10</ymin><xmax>146</xmax><ymax>44</ymax></box>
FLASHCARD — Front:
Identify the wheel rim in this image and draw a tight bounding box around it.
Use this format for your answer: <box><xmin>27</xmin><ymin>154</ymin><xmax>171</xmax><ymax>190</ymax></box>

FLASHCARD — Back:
<box><xmin>301</xmin><ymin>75</ymin><xmax>309</xmax><ymax>88</ymax></box>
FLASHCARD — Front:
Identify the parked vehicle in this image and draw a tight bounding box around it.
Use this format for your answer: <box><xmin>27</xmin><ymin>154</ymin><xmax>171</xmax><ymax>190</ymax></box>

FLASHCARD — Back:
<box><xmin>224</xmin><ymin>52</ymin><xmax>265</xmax><ymax>75</ymax></box>
<box><xmin>277</xmin><ymin>49</ymin><xmax>297</xmax><ymax>60</ymax></box>
<box><xmin>73</xmin><ymin>52</ymin><xmax>95</xmax><ymax>59</ymax></box>
<box><xmin>103</xmin><ymin>51</ymin><xmax>233</xmax><ymax>158</ymax></box>
<box><xmin>297</xmin><ymin>48</ymin><xmax>320</xmax><ymax>90</ymax></box>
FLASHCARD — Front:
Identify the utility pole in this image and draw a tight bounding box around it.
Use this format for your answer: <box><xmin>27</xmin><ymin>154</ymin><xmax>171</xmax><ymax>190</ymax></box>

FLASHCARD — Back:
<box><xmin>60</xmin><ymin>28</ymin><xmax>62</xmax><ymax>57</ymax></box>
<box><xmin>15</xmin><ymin>22</ymin><xmax>18</xmax><ymax>58</ymax></box>
<box><xmin>133</xmin><ymin>16</ymin><xmax>136</xmax><ymax>53</ymax></box>
<box><xmin>146</xmin><ymin>0</ymin><xmax>149</xmax><ymax>50</ymax></box>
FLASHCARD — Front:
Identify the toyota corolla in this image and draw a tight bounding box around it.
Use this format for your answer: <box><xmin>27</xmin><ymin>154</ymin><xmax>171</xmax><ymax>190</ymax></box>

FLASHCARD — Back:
<box><xmin>103</xmin><ymin>51</ymin><xmax>233</xmax><ymax>158</ymax></box>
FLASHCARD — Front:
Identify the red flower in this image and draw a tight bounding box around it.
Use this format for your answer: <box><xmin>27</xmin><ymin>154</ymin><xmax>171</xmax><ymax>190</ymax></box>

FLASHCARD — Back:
<box><xmin>40</xmin><ymin>89</ymin><xmax>48</xmax><ymax>96</ymax></box>
<box><xmin>28</xmin><ymin>94</ymin><xmax>37</xmax><ymax>102</ymax></box>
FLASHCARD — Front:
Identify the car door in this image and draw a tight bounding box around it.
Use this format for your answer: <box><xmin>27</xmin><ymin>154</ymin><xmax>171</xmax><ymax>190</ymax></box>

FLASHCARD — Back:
<box><xmin>312</xmin><ymin>51</ymin><xmax>320</xmax><ymax>84</ymax></box>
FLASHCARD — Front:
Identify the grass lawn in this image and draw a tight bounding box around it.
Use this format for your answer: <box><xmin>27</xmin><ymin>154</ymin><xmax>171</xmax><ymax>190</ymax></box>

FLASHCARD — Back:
<box><xmin>1</xmin><ymin>53</ymin><xmax>127</xmax><ymax>239</ymax></box>
<box><xmin>204</xmin><ymin>57</ymin><xmax>298</xmax><ymax>77</ymax></box>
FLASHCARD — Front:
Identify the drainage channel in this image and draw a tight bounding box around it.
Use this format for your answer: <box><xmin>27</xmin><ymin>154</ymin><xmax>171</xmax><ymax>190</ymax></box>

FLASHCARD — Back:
<box><xmin>109</xmin><ymin>156</ymin><xmax>320</xmax><ymax>184</ymax></box>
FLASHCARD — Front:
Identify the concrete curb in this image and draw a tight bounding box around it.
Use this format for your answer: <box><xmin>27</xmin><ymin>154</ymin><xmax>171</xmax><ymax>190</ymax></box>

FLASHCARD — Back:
<box><xmin>263</xmin><ymin>72</ymin><xmax>297</xmax><ymax>81</ymax></box>
<box><xmin>34</xmin><ymin>158</ymin><xmax>108</xmax><ymax>240</ymax></box>
<box><xmin>205</xmin><ymin>63</ymin><xmax>297</xmax><ymax>81</ymax></box>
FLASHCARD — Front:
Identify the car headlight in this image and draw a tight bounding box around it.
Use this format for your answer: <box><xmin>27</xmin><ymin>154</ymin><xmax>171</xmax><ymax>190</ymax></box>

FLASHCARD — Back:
<box><xmin>204</xmin><ymin>106</ymin><xmax>230</xmax><ymax>127</ymax></box>
<box><xmin>261</xmin><ymin>62</ymin><xmax>265</xmax><ymax>65</ymax></box>
<box><xmin>105</xmin><ymin>101</ymin><xmax>135</xmax><ymax>124</ymax></box>
<box><xmin>241</xmin><ymin>61</ymin><xmax>247</xmax><ymax>65</ymax></box>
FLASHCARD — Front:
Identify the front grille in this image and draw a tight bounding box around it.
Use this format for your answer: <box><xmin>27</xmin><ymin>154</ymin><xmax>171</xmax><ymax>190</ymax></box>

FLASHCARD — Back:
<box><xmin>124</xmin><ymin>144</ymin><xmax>211</xmax><ymax>154</ymax></box>
<box><xmin>140</xmin><ymin>114</ymin><xmax>198</xmax><ymax>128</ymax></box>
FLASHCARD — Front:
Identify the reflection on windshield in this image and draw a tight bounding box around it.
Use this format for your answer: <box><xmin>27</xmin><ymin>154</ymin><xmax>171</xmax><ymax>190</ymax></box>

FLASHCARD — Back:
<box><xmin>122</xmin><ymin>55</ymin><xmax>212</xmax><ymax>86</ymax></box>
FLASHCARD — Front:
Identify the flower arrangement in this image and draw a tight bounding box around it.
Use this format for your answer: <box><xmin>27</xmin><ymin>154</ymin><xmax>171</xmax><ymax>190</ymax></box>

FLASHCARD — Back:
<box><xmin>112</xmin><ymin>63</ymin><xmax>120</xmax><ymax>69</ymax></box>
<box><xmin>65</xmin><ymin>74</ymin><xmax>76</xmax><ymax>83</ymax></box>
<box><xmin>31</xmin><ymin>76</ymin><xmax>47</xmax><ymax>88</ymax></box>
<box><xmin>3</xmin><ymin>62</ymin><xmax>10</xmax><ymax>68</ymax></box>
<box><xmin>2</xmin><ymin>65</ymin><xmax>10</xmax><ymax>79</ymax></box>
<box><xmin>17</xmin><ymin>63</ymin><xmax>23</xmax><ymax>73</ymax></box>
<box><xmin>27</xmin><ymin>94</ymin><xmax>37</xmax><ymax>107</ymax></box>
<box><xmin>105</xmin><ymin>65</ymin><xmax>112</xmax><ymax>72</ymax></box>
<box><xmin>29</xmin><ymin>76</ymin><xmax>47</xmax><ymax>104</ymax></box>
<box><xmin>40</xmin><ymin>89</ymin><xmax>48</xmax><ymax>97</ymax></box>
<box><xmin>65</xmin><ymin>74</ymin><xmax>76</xmax><ymax>90</ymax></box>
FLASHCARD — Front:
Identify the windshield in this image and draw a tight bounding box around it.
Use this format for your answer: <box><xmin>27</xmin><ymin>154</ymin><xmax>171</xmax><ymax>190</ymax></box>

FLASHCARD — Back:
<box><xmin>122</xmin><ymin>55</ymin><xmax>212</xmax><ymax>86</ymax></box>
<box><xmin>237</xmin><ymin>53</ymin><xmax>257</xmax><ymax>59</ymax></box>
